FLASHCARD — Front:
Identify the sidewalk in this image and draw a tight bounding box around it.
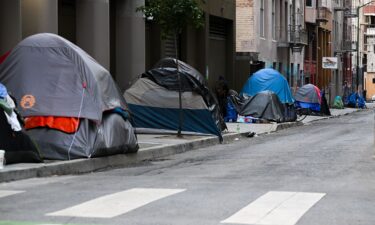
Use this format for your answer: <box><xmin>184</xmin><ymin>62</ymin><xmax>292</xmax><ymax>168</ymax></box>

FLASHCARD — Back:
<box><xmin>1</xmin><ymin>104</ymin><xmax>373</xmax><ymax>183</ymax></box>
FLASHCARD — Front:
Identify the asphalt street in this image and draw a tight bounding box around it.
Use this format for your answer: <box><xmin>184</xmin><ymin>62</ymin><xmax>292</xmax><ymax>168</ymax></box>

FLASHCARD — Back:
<box><xmin>0</xmin><ymin>110</ymin><xmax>374</xmax><ymax>225</ymax></box>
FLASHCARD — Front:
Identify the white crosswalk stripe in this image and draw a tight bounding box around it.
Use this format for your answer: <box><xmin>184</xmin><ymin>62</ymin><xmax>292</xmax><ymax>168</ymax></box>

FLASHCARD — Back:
<box><xmin>221</xmin><ymin>191</ymin><xmax>326</xmax><ymax>225</ymax></box>
<box><xmin>0</xmin><ymin>190</ymin><xmax>24</xmax><ymax>198</ymax></box>
<box><xmin>47</xmin><ymin>188</ymin><xmax>185</xmax><ymax>218</ymax></box>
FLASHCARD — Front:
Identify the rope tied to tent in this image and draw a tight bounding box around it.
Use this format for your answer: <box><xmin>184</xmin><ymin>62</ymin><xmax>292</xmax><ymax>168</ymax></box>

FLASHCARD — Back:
<box><xmin>67</xmin><ymin>83</ymin><xmax>86</xmax><ymax>160</ymax></box>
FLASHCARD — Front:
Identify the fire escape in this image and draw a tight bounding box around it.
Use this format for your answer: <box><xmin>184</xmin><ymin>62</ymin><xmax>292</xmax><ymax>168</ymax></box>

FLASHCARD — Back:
<box><xmin>289</xmin><ymin>8</ymin><xmax>308</xmax><ymax>53</ymax></box>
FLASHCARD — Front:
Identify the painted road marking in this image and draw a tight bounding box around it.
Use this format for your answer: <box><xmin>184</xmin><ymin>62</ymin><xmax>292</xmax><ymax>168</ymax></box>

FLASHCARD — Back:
<box><xmin>0</xmin><ymin>190</ymin><xmax>24</xmax><ymax>198</ymax></box>
<box><xmin>0</xmin><ymin>221</ymin><xmax>99</xmax><ymax>225</ymax></box>
<box><xmin>221</xmin><ymin>191</ymin><xmax>326</xmax><ymax>225</ymax></box>
<box><xmin>47</xmin><ymin>188</ymin><xmax>185</xmax><ymax>218</ymax></box>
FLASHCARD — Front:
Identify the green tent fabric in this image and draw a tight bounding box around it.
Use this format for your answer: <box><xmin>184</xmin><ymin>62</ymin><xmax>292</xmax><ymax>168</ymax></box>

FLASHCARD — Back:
<box><xmin>332</xmin><ymin>96</ymin><xmax>344</xmax><ymax>109</ymax></box>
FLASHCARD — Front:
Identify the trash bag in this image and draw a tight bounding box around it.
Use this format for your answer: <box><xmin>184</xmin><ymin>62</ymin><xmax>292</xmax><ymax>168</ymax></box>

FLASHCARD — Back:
<box><xmin>224</xmin><ymin>97</ymin><xmax>238</xmax><ymax>122</ymax></box>
<box><xmin>0</xmin><ymin>107</ymin><xmax>43</xmax><ymax>164</ymax></box>
<box><xmin>282</xmin><ymin>103</ymin><xmax>297</xmax><ymax>122</ymax></box>
<box><xmin>332</xmin><ymin>96</ymin><xmax>344</xmax><ymax>109</ymax></box>
<box><xmin>347</xmin><ymin>92</ymin><xmax>366</xmax><ymax>109</ymax></box>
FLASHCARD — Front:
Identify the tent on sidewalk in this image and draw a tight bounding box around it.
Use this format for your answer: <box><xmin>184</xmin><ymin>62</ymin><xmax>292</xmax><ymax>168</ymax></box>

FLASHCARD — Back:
<box><xmin>0</xmin><ymin>83</ymin><xmax>43</xmax><ymax>164</ymax></box>
<box><xmin>124</xmin><ymin>58</ymin><xmax>224</xmax><ymax>141</ymax></box>
<box><xmin>239</xmin><ymin>91</ymin><xmax>287</xmax><ymax>122</ymax></box>
<box><xmin>332</xmin><ymin>96</ymin><xmax>344</xmax><ymax>109</ymax></box>
<box><xmin>294</xmin><ymin>84</ymin><xmax>331</xmax><ymax>116</ymax></box>
<box><xmin>346</xmin><ymin>92</ymin><xmax>366</xmax><ymax>108</ymax></box>
<box><xmin>241</xmin><ymin>68</ymin><xmax>294</xmax><ymax>104</ymax></box>
<box><xmin>240</xmin><ymin>68</ymin><xmax>296</xmax><ymax>122</ymax></box>
<box><xmin>0</xmin><ymin>33</ymin><xmax>138</xmax><ymax>160</ymax></box>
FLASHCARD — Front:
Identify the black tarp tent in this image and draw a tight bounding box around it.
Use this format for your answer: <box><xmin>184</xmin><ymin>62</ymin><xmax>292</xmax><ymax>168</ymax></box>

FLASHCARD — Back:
<box><xmin>124</xmin><ymin>58</ymin><xmax>225</xmax><ymax>140</ymax></box>
<box><xmin>239</xmin><ymin>91</ymin><xmax>287</xmax><ymax>122</ymax></box>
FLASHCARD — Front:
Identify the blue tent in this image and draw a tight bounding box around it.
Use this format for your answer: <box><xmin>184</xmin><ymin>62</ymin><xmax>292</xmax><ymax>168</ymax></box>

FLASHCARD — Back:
<box><xmin>241</xmin><ymin>68</ymin><xmax>294</xmax><ymax>104</ymax></box>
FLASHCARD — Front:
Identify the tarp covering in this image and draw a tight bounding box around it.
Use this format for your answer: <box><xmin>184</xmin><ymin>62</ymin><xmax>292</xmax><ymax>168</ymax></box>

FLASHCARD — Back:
<box><xmin>28</xmin><ymin>114</ymin><xmax>138</xmax><ymax>160</ymax></box>
<box><xmin>0</xmin><ymin>33</ymin><xmax>138</xmax><ymax>160</ymax></box>
<box><xmin>295</xmin><ymin>88</ymin><xmax>331</xmax><ymax>116</ymax></box>
<box><xmin>294</xmin><ymin>84</ymin><xmax>322</xmax><ymax>112</ymax></box>
<box><xmin>347</xmin><ymin>92</ymin><xmax>366</xmax><ymax>108</ymax></box>
<box><xmin>25</xmin><ymin>116</ymin><xmax>80</xmax><ymax>134</ymax></box>
<box><xmin>0</xmin><ymin>83</ymin><xmax>7</xmax><ymax>98</ymax></box>
<box><xmin>152</xmin><ymin>57</ymin><xmax>205</xmax><ymax>86</ymax></box>
<box><xmin>294</xmin><ymin>84</ymin><xmax>321</xmax><ymax>104</ymax></box>
<box><xmin>147</xmin><ymin>58</ymin><xmax>224</xmax><ymax>130</ymax></box>
<box><xmin>294</xmin><ymin>101</ymin><xmax>321</xmax><ymax>112</ymax></box>
<box><xmin>0</xmin><ymin>33</ymin><xmax>127</xmax><ymax>121</ymax></box>
<box><xmin>241</xmin><ymin>68</ymin><xmax>294</xmax><ymax>104</ymax></box>
<box><xmin>125</xmin><ymin>77</ymin><xmax>223</xmax><ymax>139</ymax></box>
<box><xmin>239</xmin><ymin>91</ymin><xmax>286</xmax><ymax>122</ymax></box>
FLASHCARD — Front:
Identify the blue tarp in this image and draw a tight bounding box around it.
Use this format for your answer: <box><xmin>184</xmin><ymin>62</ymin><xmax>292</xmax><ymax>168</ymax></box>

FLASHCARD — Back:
<box><xmin>0</xmin><ymin>83</ymin><xmax>7</xmax><ymax>98</ymax></box>
<box><xmin>240</xmin><ymin>68</ymin><xmax>294</xmax><ymax>104</ymax></box>
<box><xmin>347</xmin><ymin>92</ymin><xmax>366</xmax><ymax>108</ymax></box>
<box><xmin>294</xmin><ymin>101</ymin><xmax>321</xmax><ymax>112</ymax></box>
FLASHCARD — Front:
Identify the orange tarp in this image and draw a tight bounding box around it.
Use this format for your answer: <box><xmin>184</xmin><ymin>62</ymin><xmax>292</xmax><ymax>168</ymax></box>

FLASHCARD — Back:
<box><xmin>25</xmin><ymin>116</ymin><xmax>79</xmax><ymax>133</ymax></box>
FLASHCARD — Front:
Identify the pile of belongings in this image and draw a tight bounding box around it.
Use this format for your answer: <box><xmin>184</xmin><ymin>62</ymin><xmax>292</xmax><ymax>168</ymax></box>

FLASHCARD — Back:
<box><xmin>0</xmin><ymin>83</ymin><xmax>42</xmax><ymax>164</ymax></box>
<box><xmin>346</xmin><ymin>92</ymin><xmax>366</xmax><ymax>109</ymax></box>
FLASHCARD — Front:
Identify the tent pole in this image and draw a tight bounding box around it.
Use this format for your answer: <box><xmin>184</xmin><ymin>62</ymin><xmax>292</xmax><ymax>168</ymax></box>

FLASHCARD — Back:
<box><xmin>175</xmin><ymin>34</ymin><xmax>183</xmax><ymax>137</ymax></box>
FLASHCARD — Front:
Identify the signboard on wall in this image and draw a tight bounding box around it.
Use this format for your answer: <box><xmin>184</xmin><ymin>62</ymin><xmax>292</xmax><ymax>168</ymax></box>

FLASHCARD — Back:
<box><xmin>322</xmin><ymin>57</ymin><xmax>338</xmax><ymax>69</ymax></box>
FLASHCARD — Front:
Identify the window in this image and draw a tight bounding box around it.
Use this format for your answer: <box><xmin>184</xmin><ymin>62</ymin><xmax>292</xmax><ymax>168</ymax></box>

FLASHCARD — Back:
<box><xmin>306</xmin><ymin>0</ymin><xmax>313</xmax><ymax>7</ymax></box>
<box><xmin>290</xmin><ymin>63</ymin><xmax>294</xmax><ymax>86</ymax></box>
<box><xmin>297</xmin><ymin>64</ymin><xmax>301</xmax><ymax>86</ymax></box>
<box><xmin>260</xmin><ymin>0</ymin><xmax>265</xmax><ymax>37</ymax></box>
<box><xmin>372</xmin><ymin>78</ymin><xmax>375</xmax><ymax>84</ymax></box>
<box><xmin>272</xmin><ymin>0</ymin><xmax>276</xmax><ymax>40</ymax></box>
<box><xmin>273</xmin><ymin>62</ymin><xmax>277</xmax><ymax>69</ymax></box>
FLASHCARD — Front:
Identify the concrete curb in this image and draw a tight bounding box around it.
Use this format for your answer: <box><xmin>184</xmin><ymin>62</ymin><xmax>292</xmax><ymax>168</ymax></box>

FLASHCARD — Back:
<box><xmin>0</xmin><ymin>133</ymin><xmax>242</xmax><ymax>183</ymax></box>
<box><xmin>0</xmin><ymin>108</ymin><xmax>368</xmax><ymax>183</ymax></box>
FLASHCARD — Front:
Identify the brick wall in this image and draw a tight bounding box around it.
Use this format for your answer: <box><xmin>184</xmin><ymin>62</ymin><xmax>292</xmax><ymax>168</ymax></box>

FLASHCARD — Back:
<box><xmin>364</xmin><ymin>5</ymin><xmax>375</xmax><ymax>14</ymax></box>
<box><xmin>236</xmin><ymin>0</ymin><xmax>255</xmax><ymax>52</ymax></box>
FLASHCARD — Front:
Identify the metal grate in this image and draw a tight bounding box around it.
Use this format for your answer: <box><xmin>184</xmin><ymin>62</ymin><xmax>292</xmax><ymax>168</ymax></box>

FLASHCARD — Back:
<box><xmin>209</xmin><ymin>17</ymin><xmax>227</xmax><ymax>40</ymax></box>
<box><xmin>164</xmin><ymin>35</ymin><xmax>178</xmax><ymax>58</ymax></box>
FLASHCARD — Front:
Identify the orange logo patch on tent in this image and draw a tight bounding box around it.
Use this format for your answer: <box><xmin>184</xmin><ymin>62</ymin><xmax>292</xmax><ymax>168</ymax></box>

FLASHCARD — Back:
<box><xmin>21</xmin><ymin>95</ymin><xmax>36</xmax><ymax>109</ymax></box>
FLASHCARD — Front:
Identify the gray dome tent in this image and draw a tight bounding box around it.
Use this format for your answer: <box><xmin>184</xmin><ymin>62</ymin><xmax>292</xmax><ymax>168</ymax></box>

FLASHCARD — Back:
<box><xmin>239</xmin><ymin>91</ymin><xmax>286</xmax><ymax>122</ymax></box>
<box><xmin>0</xmin><ymin>33</ymin><xmax>138</xmax><ymax>160</ymax></box>
<box><xmin>124</xmin><ymin>58</ymin><xmax>224</xmax><ymax>140</ymax></box>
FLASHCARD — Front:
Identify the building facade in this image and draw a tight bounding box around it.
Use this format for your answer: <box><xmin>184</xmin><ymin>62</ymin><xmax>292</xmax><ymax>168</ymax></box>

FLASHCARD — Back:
<box><xmin>0</xmin><ymin>0</ymin><xmax>235</xmax><ymax>92</ymax></box>
<box><xmin>363</xmin><ymin>2</ymin><xmax>375</xmax><ymax>100</ymax></box>
<box><xmin>352</xmin><ymin>0</ymin><xmax>372</xmax><ymax>94</ymax></box>
<box><xmin>330</xmin><ymin>0</ymin><xmax>354</xmax><ymax>101</ymax></box>
<box><xmin>235</xmin><ymin>0</ymin><xmax>306</xmax><ymax>93</ymax></box>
